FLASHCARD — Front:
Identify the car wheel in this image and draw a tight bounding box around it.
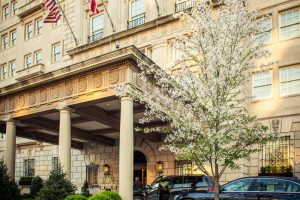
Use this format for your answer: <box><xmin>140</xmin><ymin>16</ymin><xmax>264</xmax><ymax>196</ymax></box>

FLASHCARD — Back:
<box><xmin>133</xmin><ymin>196</ymin><xmax>144</xmax><ymax>200</ymax></box>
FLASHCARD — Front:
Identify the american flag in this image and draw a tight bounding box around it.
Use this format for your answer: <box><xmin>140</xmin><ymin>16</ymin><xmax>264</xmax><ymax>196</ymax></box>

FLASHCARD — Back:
<box><xmin>44</xmin><ymin>0</ymin><xmax>62</xmax><ymax>23</ymax></box>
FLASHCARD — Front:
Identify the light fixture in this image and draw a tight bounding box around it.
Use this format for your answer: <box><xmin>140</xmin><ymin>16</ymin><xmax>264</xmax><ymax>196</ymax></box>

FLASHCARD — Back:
<box><xmin>104</xmin><ymin>164</ymin><xmax>110</xmax><ymax>176</ymax></box>
<box><xmin>156</xmin><ymin>161</ymin><xmax>163</xmax><ymax>175</ymax></box>
<box><xmin>187</xmin><ymin>163</ymin><xmax>193</xmax><ymax>175</ymax></box>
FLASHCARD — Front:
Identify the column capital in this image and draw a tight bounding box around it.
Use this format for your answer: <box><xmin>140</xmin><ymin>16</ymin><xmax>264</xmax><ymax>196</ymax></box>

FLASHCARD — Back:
<box><xmin>1</xmin><ymin>115</ymin><xmax>16</xmax><ymax>123</ymax></box>
<box><xmin>56</xmin><ymin>101</ymin><xmax>73</xmax><ymax>112</ymax></box>
<box><xmin>120</xmin><ymin>96</ymin><xmax>133</xmax><ymax>102</ymax></box>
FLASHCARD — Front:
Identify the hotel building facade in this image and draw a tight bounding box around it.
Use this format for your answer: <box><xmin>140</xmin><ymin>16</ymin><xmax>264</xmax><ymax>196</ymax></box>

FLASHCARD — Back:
<box><xmin>0</xmin><ymin>0</ymin><xmax>300</xmax><ymax>199</ymax></box>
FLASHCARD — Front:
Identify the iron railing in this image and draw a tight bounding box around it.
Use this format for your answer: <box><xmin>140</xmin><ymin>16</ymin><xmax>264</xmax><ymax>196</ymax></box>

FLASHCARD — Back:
<box><xmin>88</xmin><ymin>29</ymin><xmax>104</xmax><ymax>43</ymax></box>
<box><xmin>128</xmin><ymin>13</ymin><xmax>146</xmax><ymax>29</ymax></box>
<box><xmin>175</xmin><ymin>0</ymin><xmax>196</xmax><ymax>12</ymax></box>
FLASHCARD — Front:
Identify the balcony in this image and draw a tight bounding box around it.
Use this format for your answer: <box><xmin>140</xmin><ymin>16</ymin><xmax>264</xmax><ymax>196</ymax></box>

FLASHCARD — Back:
<box><xmin>128</xmin><ymin>13</ymin><xmax>146</xmax><ymax>29</ymax></box>
<box><xmin>16</xmin><ymin>64</ymin><xmax>45</xmax><ymax>81</ymax></box>
<box><xmin>175</xmin><ymin>0</ymin><xmax>196</xmax><ymax>12</ymax></box>
<box><xmin>17</xmin><ymin>0</ymin><xmax>43</xmax><ymax>18</ymax></box>
<box><xmin>88</xmin><ymin>29</ymin><xmax>104</xmax><ymax>43</ymax></box>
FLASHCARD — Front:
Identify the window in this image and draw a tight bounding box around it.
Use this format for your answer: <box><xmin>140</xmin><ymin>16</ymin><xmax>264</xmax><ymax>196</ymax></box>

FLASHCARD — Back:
<box><xmin>11</xmin><ymin>1</ymin><xmax>18</xmax><ymax>16</ymax></box>
<box><xmin>87</xmin><ymin>164</ymin><xmax>98</xmax><ymax>186</ymax></box>
<box><xmin>256</xmin><ymin>18</ymin><xmax>272</xmax><ymax>44</ymax></box>
<box><xmin>11</xmin><ymin>31</ymin><xmax>16</xmax><ymax>46</ymax></box>
<box><xmin>167</xmin><ymin>39</ymin><xmax>184</xmax><ymax>63</ymax></box>
<box><xmin>252</xmin><ymin>71</ymin><xmax>272</xmax><ymax>99</ymax></box>
<box><xmin>25</xmin><ymin>23</ymin><xmax>33</xmax><ymax>40</ymax></box>
<box><xmin>175</xmin><ymin>160</ymin><xmax>193</xmax><ymax>176</ymax></box>
<box><xmin>1</xmin><ymin>64</ymin><xmax>8</xmax><ymax>80</ymax></box>
<box><xmin>89</xmin><ymin>14</ymin><xmax>104</xmax><ymax>42</ymax></box>
<box><xmin>2</xmin><ymin>34</ymin><xmax>8</xmax><ymax>50</ymax></box>
<box><xmin>36</xmin><ymin>18</ymin><xmax>43</xmax><ymax>35</ymax></box>
<box><xmin>9</xmin><ymin>60</ymin><xmax>16</xmax><ymax>77</ymax></box>
<box><xmin>24</xmin><ymin>54</ymin><xmax>33</xmax><ymax>68</ymax></box>
<box><xmin>280</xmin><ymin>10</ymin><xmax>300</xmax><ymax>40</ymax></box>
<box><xmin>52</xmin><ymin>43</ymin><xmax>61</xmax><ymax>62</ymax></box>
<box><xmin>280</xmin><ymin>66</ymin><xmax>300</xmax><ymax>96</ymax></box>
<box><xmin>52</xmin><ymin>157</ymin><xmax>59</xmax><ymax>171</ymax></box>
<box><xmin>223</xmin><ymin>179</ymin><xmax>253</xmax><ymax>191</ymax></box>
<box><xmin>250</xmin><ymin>178</ymin><xmax>298</xmax><ymax>192</ymax></box>
<box><xmin>3</xmin><ymin>5</ymin><xmax>9</xmax><ymax>20</ymax></box>
<box><xmin>0</xmin><ymin>133</ymin><xmax>5</xmax><ymax>140</ymax></box>
<box><xmin>34</xmin><ymin>50</ymin><xmax>42</xmax><ymax>64</ymax></box>
<box><xmin>262</xmin><ymin>136</ymin><xmax>290</xmax><ymax>168</ymax></box>
<box><xmin>128</xmin><ymin>0</ymin><xmax>146</xmax><ymax>28</ymax></box>
<box><xmin>24</xmin><ymin>159</ymin><xmax>35</xmax><ymax>177</ymax></box>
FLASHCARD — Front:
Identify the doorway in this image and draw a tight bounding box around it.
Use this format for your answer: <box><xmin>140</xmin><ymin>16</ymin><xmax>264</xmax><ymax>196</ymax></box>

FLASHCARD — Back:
<box><xmin>134</xmin><ymin>150</ymin><xmax>147</xmax><ymax>187</ymax></box>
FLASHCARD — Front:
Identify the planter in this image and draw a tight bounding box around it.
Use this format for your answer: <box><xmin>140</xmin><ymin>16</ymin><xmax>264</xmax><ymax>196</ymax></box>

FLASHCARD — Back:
<box><xmin>258</xmin><ymin>172</ymin><xmax>293</xmax><ymax>177</ymax></box>
<box><xmin>19</xmin><ymin>177</ymin><xmax>33</xmax><ymax>186</ymax></box>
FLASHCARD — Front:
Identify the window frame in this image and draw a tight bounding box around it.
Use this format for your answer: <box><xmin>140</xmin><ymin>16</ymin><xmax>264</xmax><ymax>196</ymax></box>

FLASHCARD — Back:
<box><xmin>3</xmin><ymin>4</ymin><xmax>9</xmax><ymax>21</ymax></box>
<box><xmin>24</xmin><ymin>159</ymin><xmax>35</xmax><ymax>177</ymax></box>
<box><xmin>10</xmin><ymin>30</ymin><xmax>16</xmax><ymax>46</ymax></box>
<box><xmin>1</xmin><ymin>34</ymin><xmax>8</xmax><ymax>50</ymax></box>
<box><xmin>35</xmin><ymin>18</ymin><xmax>43</xmax><ymax>35</ymax></box>
<box><xmin>34</xmin><ymin>50</ymin><xmax>42</xmax><ymax>64</ymax></box>
<box><xmin>52</xmin><ymin>157</ymin><xmax>59</xmax><ymax>171</ymax></box>
<box><xmin>89</xmin><ymin>14</ymin><xmax>104</xmax><ymax>42</ymax></box>
<box><xmin>25</xmin><ymin>22</ymin><xmax>33</xmax><ymax>40</ymax></box>
<box><xmin>252</xmin><ymin>71</ymin><xmax>273</xmax><ymax>100</ymax></box>
<box><xmin>279</xmin><ymin>65</ymin><xmax>300</xmax><ymax>96</ymax></box>
<box><xmin>52</xmin><ymin>42</ymin><xmax>61</xmax><ymax>63</ymax></box>
<box><xmin>24</xmin><ymin>54</ymin><xmax>33</xmax><ymax>68</ymax></box>
<box><xmin>1</xmin><ymin>63</ymin><xmax>8</xmax><ymax>80</ymax></box>
<box><xmin>11</xmin><ymin>1</ymin><xmax>18</xmax><ymax>16</ymax></box>
<box><xmin>279</xmin><ymin>9</ymin><xmax>300</xmax><ymax>40</ymax></box>
<box><xmin>9</xmin><ymin>60</ymin><xmax>16</xmax><ymax>77</ymax></box>
<box><xmin>86</xmin><ymin>164</ymin><xmax>99</xmax><ymax>186</ymax></box>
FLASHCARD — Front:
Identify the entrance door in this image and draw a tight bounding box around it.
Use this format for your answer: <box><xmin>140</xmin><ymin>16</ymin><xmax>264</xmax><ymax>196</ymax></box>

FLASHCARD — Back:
<box><xmin>134</xmin><ymin>150</ymin><xmax>147</xmax><ymax>189</ymax></box>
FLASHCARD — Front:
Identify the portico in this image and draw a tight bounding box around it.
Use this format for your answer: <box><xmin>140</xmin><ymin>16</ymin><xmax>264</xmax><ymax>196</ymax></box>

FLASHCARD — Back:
<box><xmin>0</xmin><ymin>46</ymin><xmax>168</xmax><ymax>200</ymax></box>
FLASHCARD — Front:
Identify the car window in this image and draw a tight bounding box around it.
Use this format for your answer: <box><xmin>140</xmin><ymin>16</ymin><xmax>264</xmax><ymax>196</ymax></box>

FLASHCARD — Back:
<box><xmin>251</xmin><ymin>178</ymin><xmax>289</xmax><ymax>192</ymax></box>
<box><xmin>285</xmin><ymin>180</ymin><xmax>300</xmax><ymax>192</ymax></box>
<box><xmin>223</xmin><ymin>179</ymin><xmax>253</xmax><ymax>192</ymax></box>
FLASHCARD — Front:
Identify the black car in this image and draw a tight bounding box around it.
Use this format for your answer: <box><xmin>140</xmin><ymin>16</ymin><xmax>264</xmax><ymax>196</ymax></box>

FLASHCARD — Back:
<box><xmin>175</xmin><ymin>176</ymin><xmax>300</xmax><ymax>200</ymax></box>
<box><xmin>134</xmin><ymin>175</ymin><xmax>214</xmax><ymax>200</ymax></box>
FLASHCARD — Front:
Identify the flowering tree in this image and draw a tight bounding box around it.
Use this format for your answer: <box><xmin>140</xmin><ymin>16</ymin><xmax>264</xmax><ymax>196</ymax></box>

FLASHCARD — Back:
<box><xmin>117</xmin><ymin>0</ymin><xmax>275</xmax><ymax>199</ymax></box>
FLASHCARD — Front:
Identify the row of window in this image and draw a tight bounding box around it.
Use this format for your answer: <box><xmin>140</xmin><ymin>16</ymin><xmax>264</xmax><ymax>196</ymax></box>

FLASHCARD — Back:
<box><xmin>1</xmin><ymin>31</ymin><xmax>16</xmax><ymax>50</ymax></box>
<box><xmin>23</xmin><ymin>157</ymin><xmax>59</xmax><ymax>177</ymax></box>
<box><xmin>2</xmin><ymin>1</ymin><xmax>17</xmax><ymax>21</ymax></box>
<box><xmin>252</xmin><ymin>65</ymin><xmax>300</xmax><ymax>99</ymax></box>
<box><xmin>25</xmin><ymin>17</ymin><xmax>43</xmax><ymax>40</ymax></box>
<box><xmin>0</xmin><ymin>42</ymin><xmax>61</xmax><ymax>80</ymax></box>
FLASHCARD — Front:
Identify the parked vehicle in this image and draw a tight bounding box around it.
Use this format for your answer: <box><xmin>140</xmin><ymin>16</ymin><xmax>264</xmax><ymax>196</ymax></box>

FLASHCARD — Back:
<box><xmin>134</xmin><ymin>175</ymin><xmax>214</xmax><ymax>200</ymax></box>
<box><xmin>175</xmin><ymin>176</ymin><xmax>300</xmax><ymax>200</ymax></box>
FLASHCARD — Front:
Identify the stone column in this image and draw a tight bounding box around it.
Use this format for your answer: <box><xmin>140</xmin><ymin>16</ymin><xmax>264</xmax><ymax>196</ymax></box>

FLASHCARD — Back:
<box><xmin>119</xmin><ymin>96</ymin><xmax>134</xmax><ymax>200</ymax></box>
<box><xmin>4</xmin><ymin>119</ymin><xmax>16</xmax><ymax>178</ymax></box>
<box><xmin>58</xmin><ymin>104</ymin><xmax>72</xmax><ymax>180</ymax></box>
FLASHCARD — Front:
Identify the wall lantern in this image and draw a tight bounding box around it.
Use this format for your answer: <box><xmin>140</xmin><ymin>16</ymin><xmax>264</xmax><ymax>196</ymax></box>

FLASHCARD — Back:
<box><xmin>103</xmin><ymin>164</ymin><xmax>110</xmax><ymax>176</ymax></box>
<box><xmin>156</xmin><ymin>161</ymin><xmax>163</xmax><ymax>175</ymax></box>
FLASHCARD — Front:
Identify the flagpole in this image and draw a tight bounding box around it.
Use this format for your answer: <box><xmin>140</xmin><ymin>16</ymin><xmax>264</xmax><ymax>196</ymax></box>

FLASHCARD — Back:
<box><xmin>102</xmin><ymin>0</ymin><xmax>116</xmax><ymax>32</ymax></box>
<box><xmin>56</xmin><ymin>0</ymin><xmax>79</xmax><ymax>46</ymax></box>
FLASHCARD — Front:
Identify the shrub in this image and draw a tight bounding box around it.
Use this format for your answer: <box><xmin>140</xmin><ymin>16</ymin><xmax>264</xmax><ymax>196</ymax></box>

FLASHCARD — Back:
<box><xmin>65</xmin><ymin>194</ymin><xmax>88</xmax><ymax>200</ymax></box>
<box><xmin>38</xmin><ymin>166</ymin><xmax>76</xmax><ymax>200</ymax></box>
<box><xmin>81</xmin><ymin>180</ymin><xmax>90</xmax><ymax>197</ymax></box>
<box><xmin>30</xmin><ymin>176</ymin><xmax>43</xmax><ymax>198</ymax></box>
<box><xmin>88</xmin><ymin>191</ymin><xmax>122</xmax><ymax>200</ymax></box>
<box><xmin>0</xmin><ymin>159</ymin><xmax>21</xmax><ymax>200</ymax></box>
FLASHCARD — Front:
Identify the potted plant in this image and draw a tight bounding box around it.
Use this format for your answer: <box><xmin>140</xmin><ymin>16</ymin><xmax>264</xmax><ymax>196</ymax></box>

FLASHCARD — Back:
<box><xmin>266</xmin><ymin>165</ymin><xmax>271</xmax><ymax>173</ymax></box>
<box><xmin>19</xmin><ymin>176</ymin><xmax>33</xmax><ymax>186</ymax></box>
<box><xmin>260</xmin><ymin>166</ymin><xmax>266</xmax><ymax>174</ymax></box>
<box><xmin>279</xmin><ymin>165</ymin><xmax>286</xmax><ymax>173</ymax></box>
<box><xmin>271</xmin><ymin>165</ymin><xmax>278</xmax><ymax>173</ymax></box>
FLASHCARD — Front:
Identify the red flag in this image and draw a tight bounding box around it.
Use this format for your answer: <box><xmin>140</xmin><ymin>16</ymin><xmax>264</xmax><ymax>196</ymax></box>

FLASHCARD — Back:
<box><xmin>89</xmin><ymin>0</ymin><xmax>101</xmax><ymax>14</ymax></box>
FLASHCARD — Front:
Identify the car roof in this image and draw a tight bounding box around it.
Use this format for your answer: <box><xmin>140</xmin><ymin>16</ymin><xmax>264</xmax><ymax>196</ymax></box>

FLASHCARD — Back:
<box><xmin>222</xmin><ymin>176</ymin><xmax>300</xmax><ymax>187</ymax></box>
<box><xmin>162</xmin><ymin>175</ymin><xmax>207</xmax><ymax>178</ymax></box>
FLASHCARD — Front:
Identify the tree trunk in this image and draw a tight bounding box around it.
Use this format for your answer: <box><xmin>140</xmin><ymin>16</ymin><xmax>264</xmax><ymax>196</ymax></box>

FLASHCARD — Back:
<box><xmin>213</xmin><ymin>177</ymin><xmax>220</xmax><ymax>200</ymax></box>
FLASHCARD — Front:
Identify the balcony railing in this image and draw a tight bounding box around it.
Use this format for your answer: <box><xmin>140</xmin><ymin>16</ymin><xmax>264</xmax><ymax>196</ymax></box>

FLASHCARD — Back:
<box><xmin>88</xmin><ymin>29</ymin><xmax>104</xmax><ymax>43</ymax></box>
<box><xmin>16</xmin><ymin>64</ymin><xmax>45</xmax><ymax>81</ymax></box>
<box><xmin>175</xmin><ymin>0</ymin><xmax>196</xmax><ymax>12</ymax></box>
<box><xmin>128</xmin><ymin>13</ymin><xmax>146</xmax><ymax>29</ymax></box>
<box><xmin>17</xmin><ymin>0</ymin><xmax>43</xmax><ymax>18</ymax></box>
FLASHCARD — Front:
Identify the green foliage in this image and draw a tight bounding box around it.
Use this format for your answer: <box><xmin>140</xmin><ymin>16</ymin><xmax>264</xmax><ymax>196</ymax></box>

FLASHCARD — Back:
<box><xmin>65</xmin><ymin>194</ymin><xmax>88</xmax><ymax>200</ymax></box>
<box><xmin>38</xmin><ymin>166</ymin><xmax>76</xmax><ymax>200</ymax></box>
<box><xmin>0</xmin><ymin>159</ymin><xmax>21</xmax><ymax>200</ymax></box>
<box><xmin>81</xmin><ymin>180</ymin><xmax>90</xmax><ymax>197</ymax></box>
<box><xmin>260</xmin><ymin>166</ymin><xmax>266</xmax><ymax>173</ymax></box>
<box><xmin>30</xmin><ymin>176</ymin><xmax>43</xmax><ymax>197</ymax></box>
<box><xmin>88</xmin><ymin>191</ymin><xmax>122</xmax><ymax>200</ymax></box>
<box><xmin>286</xmin><ymin>165</ymin><xmax>292</xmax><ymax>172</ymax></box>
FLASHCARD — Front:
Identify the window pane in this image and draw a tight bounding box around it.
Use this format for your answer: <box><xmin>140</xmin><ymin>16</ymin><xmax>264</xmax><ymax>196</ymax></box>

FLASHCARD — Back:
<box><xmin>131</xmin><ymin>0</ymin><xmax>145</xmax><ymax>18</ymax></box>
<box><xmin>223</xmin><ymin>179</ymin><xmax>253</xmax><ymax>192</ymax></box>
<box><xmin>280</xmin><ymin>66</ymin><xmax>300</xmax><ymax>95</ymax></box>
<box><xmin>252</xmin><ymin>71</ymin><xmax>272</xmax><ymax>99</ymax></box>
<box><xmin>280</xmin><ymin>10</ymin><xmax>300</xmax><ymax>39</ymax></box>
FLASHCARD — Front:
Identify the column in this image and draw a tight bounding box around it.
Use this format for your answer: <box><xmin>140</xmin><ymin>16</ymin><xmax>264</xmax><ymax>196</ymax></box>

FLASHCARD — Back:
<box><xmin>4</xmin><ymin>119</ymin><xmax>16</xmax><ymax>178</ymax></box>
<box><xmin>119</xmin><ymin>96</ymin><xmax>134</xmax><ymax>200</ymax></box>
<box><xmin>58</xmin><ymin>105</ymin><xmax>72</xmax><ymax>180</ymax></box>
